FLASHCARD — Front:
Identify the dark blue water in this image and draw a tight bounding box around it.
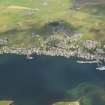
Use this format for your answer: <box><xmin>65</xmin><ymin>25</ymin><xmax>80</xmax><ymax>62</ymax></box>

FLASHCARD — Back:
<box><xmin>0</xmin><ymin>54</ymin><xmax>105</xmax><ymax>105</ymax></box>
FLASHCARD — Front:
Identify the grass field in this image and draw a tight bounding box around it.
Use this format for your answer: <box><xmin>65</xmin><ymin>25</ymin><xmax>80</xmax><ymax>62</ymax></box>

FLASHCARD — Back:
<box><xmin>0</xmin><ymin>0</ymin><xmax>70</xmax><ymax>48</ymax></box>
<box><xmin>0</xmin><ymin>0</ymin><xmax>105</xmax><ymax>48</ymax></box>
<box><xmin>0</xmin><ymin>100</ymin><xmax>13</xmax><ymax>105</ymax></box>
<box><xmin>53</xmin><ymin>101</ymin><xmax>80</xmax><ymax>105</ymax></box>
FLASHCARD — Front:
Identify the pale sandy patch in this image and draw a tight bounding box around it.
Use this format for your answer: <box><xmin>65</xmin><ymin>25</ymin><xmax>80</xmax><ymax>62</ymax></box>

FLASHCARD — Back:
<box><xmin>53</xmin><ymin>101</ymin><xmax>80</xmax><ymax>105</ymax></box>
<box><xmin>7</xmin><ymin>5</ymin><xmax>40</xmax><ymax>11</ymax></box>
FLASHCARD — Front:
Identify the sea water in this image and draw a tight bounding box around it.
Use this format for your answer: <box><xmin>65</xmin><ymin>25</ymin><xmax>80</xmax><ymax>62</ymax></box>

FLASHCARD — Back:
<box><xmin>0</xmin><ymin>54</ymin><xmax>105</xmax><ymax>105</ymax></box>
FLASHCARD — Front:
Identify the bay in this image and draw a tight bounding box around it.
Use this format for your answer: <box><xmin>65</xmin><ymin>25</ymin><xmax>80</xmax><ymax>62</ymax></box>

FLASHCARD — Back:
<box><xmin>0</xmin><ymin>54</ymin><xmax>105</xmax><ymax>105</ymax></box>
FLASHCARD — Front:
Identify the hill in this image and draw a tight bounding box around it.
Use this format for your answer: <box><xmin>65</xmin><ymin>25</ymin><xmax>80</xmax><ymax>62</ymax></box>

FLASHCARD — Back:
<box><xmin>0</xmin><ymin>0</ymin><xmax>105</xmax><ymax>62</ymax></box>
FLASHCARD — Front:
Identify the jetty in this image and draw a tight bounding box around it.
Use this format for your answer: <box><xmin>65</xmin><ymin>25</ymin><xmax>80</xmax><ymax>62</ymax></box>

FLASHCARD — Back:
<box><xmin>77</xmin><ymin>60</ymin><xmax>98</xmax><ymax>64</ymax></box>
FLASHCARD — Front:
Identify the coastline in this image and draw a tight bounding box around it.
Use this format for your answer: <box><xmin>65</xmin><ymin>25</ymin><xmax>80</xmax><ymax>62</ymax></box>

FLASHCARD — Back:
<box><xmin>0</xmin><ymin>46</ymin><xmax>105</xmax><ymax>62</ymax></box>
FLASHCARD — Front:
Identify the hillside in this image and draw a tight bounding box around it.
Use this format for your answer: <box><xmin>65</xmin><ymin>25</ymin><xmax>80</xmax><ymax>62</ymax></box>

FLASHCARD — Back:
<box><xmin>0</xmin><ymin>0</ymin><xmax>105</xmax><ymax>62</ymax></box>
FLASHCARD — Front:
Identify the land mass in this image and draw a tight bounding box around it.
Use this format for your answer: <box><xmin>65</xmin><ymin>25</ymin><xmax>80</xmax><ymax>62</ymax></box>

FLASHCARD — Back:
<box><xmin>0</xmin><ymin>0</ymin><xmax>105</xmax><ymax>65</ymax></box>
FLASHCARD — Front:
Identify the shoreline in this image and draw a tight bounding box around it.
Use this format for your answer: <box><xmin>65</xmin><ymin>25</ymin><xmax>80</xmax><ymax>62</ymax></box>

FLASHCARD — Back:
<box><xmin>0</xmin><ymin>46</ymin><xmax>105</xmax><ymax>62</ymax></box>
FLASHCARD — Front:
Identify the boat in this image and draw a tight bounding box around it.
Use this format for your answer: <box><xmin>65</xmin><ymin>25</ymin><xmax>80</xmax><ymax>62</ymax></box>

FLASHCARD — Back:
<box><xmin>96</xmin><ymin>66</ymin><xmax>105</xmax><ymax>71</ymax></box>
<box><xmin>26</xmin><ymin>54</ymin><xmax>34</xmax><ymax>60</ymax></box>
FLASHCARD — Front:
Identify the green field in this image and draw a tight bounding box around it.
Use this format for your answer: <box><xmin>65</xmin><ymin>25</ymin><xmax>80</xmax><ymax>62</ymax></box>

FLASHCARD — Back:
<box><xmin>0</xmin><ymin>100</ymin><xmax>13</xmax><ymax>105</ymax></box>
<box><xmin>0</xmin><ymin>0</ymin><xmax>105</xmax><ymax>48</ymax></box>
<box><xmin>0</xmin><ymin>0</ymin><xmax>70</xmax><ymax>47</ymax></box>
<box><xmin>53</xmin><ymin>101</ymin><xmax>80</xmax><ymax>105</ymax></box>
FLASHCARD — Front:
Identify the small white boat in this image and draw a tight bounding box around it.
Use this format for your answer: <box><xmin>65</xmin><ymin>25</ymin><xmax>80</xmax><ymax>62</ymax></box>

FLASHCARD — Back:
<box><xmin>96</xmin><ymin>66</ymin><xmax>105</xmax><ymax>71</ymax></box>
<box><xmin>26</xmin><ymin>55</ymin><xmax>34</xmax><ymax>60</ymax></box>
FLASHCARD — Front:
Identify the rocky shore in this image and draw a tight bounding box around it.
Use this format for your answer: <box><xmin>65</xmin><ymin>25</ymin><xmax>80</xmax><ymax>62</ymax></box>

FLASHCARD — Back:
<box><xmin>0</xmin><ymin>45</ymin><xmax>105</xmax><ymax>62</ymax></box>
